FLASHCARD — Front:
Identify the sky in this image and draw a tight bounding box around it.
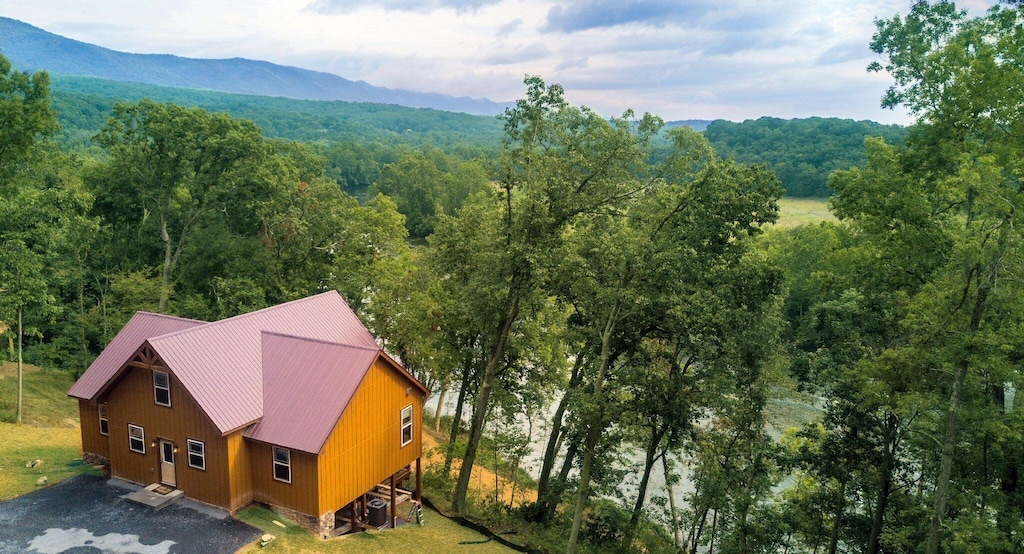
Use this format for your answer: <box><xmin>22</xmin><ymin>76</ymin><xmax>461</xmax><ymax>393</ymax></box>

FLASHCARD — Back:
<box><xmin>0</xmin><ymin>0</ymin><xmax>1000</xmax><ymax>124</ymax></box>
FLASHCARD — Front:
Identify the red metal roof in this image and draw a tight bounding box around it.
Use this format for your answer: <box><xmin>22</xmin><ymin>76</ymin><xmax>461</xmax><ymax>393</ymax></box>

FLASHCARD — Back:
<box><xmin>68</xmin><ymin>312</ymin><xmax>205</xmax><ymax>400</ymax></box>
<box><xmin>244</xmin><ymin>332</ymin><xmax>380</xmax><ymax>454</ymax></box>
<box><xmin>68</xmin><ymin>290</ymin><xmax>425</xmax><ymax>450</ymax></box>
<box><xmin>146</xmin><ymin>291</ymin><xmax>380</xmax><ymax>434</ymax></box>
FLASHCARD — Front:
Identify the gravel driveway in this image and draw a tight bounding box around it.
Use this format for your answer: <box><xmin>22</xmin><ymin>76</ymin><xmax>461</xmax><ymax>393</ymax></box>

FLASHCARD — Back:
<box><xmin>0</xmin><ymin>475</ymin><xmax>261</xmax><ymax>554</ymax></box>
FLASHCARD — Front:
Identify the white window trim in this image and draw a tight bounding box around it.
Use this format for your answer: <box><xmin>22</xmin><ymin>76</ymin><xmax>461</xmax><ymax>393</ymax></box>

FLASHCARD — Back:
<box><xmin>401</xmin><ymin>405</ymin><xmax>413</xmax><ymax>447</ymax></box>
<box><xmin>153</xmin><ymin>370</ymin><xmax>171</xmax><ymax>407</ymax></box>
<box><xmin>187</xmin><ymin>439</ymin><xmax>206</xmax><ymax>470</ymax></box>
<box><xmin>98</xmin><ymin>403</ymin><xmax>109</xmax><ymax>436</ymax></box>
<box><xmin>128</xmin><ymin>424</ymin><xmax>145</xmax><ymax>454</ymax></box>
<box><xmin>273</xmin><ymin>447</ymin><xmax>291</xmax><ymax>483</ymax></box>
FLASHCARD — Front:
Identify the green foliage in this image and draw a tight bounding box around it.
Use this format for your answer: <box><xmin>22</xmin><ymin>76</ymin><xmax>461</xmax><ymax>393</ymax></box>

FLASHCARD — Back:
<box><xmin>702</xmin><ymin>116</ymin><xmax>906</xmax><ymax>197</ymax></box>
<box><xmin>0</xmin><ymin>53</ymin><xmax>58</xmax><ymax>180</ymax></box>
<box><xmin>49</xmin><ymin>74</ymin><xmax>503</xmax><ymax>154</ymax></box>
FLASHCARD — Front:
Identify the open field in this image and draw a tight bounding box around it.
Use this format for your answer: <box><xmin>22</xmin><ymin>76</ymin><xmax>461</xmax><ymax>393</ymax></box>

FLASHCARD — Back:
<box><xmin>774</xmin><ymin>196</ymin><xmax>835</xmax><ymax>228</ymax></box>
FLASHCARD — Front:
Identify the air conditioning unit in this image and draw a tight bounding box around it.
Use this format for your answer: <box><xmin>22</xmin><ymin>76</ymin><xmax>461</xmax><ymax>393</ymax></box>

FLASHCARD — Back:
<box><xmin>367</xmin><ymin>498</ymin><xmax>388</xmax><ymax>527</ymax></box>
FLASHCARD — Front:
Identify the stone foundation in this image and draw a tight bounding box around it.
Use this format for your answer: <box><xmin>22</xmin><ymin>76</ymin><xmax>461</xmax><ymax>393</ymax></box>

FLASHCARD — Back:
<box><xmin>82</xmin><ymin>452</ymin><xmax>111</xmax><ymax>477</ymax></box>
<box><xmin>82</xmin><ymin>452</ymin><xmax>110</xmax><ymax>467</ymax></box>
<box><xmin>269</xmin><ymin>504</ymin><xmax>334</xmax><ymax>538</ymax></box>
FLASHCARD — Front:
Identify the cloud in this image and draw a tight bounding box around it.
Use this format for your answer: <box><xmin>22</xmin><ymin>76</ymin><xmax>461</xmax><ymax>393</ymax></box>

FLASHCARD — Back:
<box><xmin>496</xmin><ymin>18</ymin><xmax>522</xmax><ymax>37</ymax></box>
<box><xmin>481</xmin><ymin>42</ymin><xmax>551</xmax><ymax>65</ymax></box>
<box><xmin>543</xmin><ymin>0</ymin><xmax>716</xmax><ymax>33</ymax></box>
<box><xmin>306</xmin><ymin>0</ymin><xmax>500</xmax><ymax>14</ymax></box>
<box><xmin>555</xmin><ymin>56</ymin><xmax>588</xmax><ymax>71</ymax></box>
<box><xmin>815</xmin><ymin>40</ymin><xmax>872</xmax><ymax>65</ymax></box>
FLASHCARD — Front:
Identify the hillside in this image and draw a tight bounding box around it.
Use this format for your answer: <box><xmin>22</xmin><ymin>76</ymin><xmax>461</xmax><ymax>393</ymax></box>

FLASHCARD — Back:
<box><xmin>704</xmin><ymin>116</ymin><xmax>907</xmax><ymax>196</ymax></box>
<box><xmin>50</xmin><ymin>75</ymin><xmax>505</xmax><ymax>151</ymax></box>
<box><xmin>0</xmin><ymin>17</ymin><xmax>509</xmax><ymax>116</ymax></box>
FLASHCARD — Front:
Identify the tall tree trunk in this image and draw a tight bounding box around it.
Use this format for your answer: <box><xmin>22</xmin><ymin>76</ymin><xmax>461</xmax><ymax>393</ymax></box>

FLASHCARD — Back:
<box><xmin>567</xmin><ymin>301</ymin><xmax>619</xmax><ymax>554</ymax></box>
<box><xmin>926</xmin><ymin>273</ymin><xmax>989</xmax><ymax>554</ymax></box>
<box><xmin>159</xmin><ymin>218</ymin><xmax>173</xmax><ymax>313</ymax></box>
<box><xmin>867</xmin><ymin>414</ymin><xmax>895</xmax><ymax>554</ymax></box>
<box><xmin>827</xmin><ymin>477</ymin><xmax>847</xmax><ymax>554</ymax></box>
<box><xmin>628</xmin><ymin>425</ymin><xmax>667</xmax><ymax>533</ymax></box>
<box><xmin>925</xmin><ymin>358</ymin><xmax>968</xmax><ymax>554</ymax></box>
<box><xmin>433</xmin><ymin>385</ymin><xmax>448</xmax><ymax>433</ymax></box>
<box><xmin>444</xmin><ymin>365</ymin><xmax>472</xmax><ymax>475</ymax></box>
<box><xmin>538</xmin><ymin>353</ymin><xmax>585</xmax><ymax>503</ymax></box>
<box><xmin>663</xmin><ymin>452</ymin><xmax>681</xmax><ymax>548</ymax></box>
<box><xmin>451</xmin><ymin>293</ymin><xmax>521</xmax><ymax>514</ymax></box>
<box><xmin>17</xmin><ymin>307</ymin><xmax>23</xmax><ymax>425</ymax></box>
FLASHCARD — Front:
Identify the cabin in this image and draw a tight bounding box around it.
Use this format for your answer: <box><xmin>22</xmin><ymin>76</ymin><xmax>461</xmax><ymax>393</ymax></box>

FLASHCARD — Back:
<box><xmin>68</xmin><ymin>291</ymin><xmax>428</xmax><ymax>536</ymax></box>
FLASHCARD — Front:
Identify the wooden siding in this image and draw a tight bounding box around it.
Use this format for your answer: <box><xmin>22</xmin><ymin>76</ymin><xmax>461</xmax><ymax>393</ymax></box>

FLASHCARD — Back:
<box><xmin>78</xmin><ymin>400</ymin><xmax>109</xmax><ymax>459</ymax></box>
<box><xmin>316</xmin><ymin>357</ymin><xmax>425</xmax><ymax>516</ymax></box>
<box><xmin>249</xmin><ymin>440</ymin><xmax>319</xmax><ymax>516</ymax></box>
<box><xmin>105</xmin><ymin>359</ymin><xmax>234</xmax><ymax>510</ymax></box>
<box><xmin>226</xmin><ymin>430</ymin><xmax>254</xmax><ymax>511</ymax></box>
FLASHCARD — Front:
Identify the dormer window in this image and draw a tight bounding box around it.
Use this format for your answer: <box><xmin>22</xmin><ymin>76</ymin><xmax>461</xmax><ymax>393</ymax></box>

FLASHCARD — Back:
<box><xmin>154</xmin><ymin>371</ymin><xmax>170</xmax><ymax>407</ymax></box>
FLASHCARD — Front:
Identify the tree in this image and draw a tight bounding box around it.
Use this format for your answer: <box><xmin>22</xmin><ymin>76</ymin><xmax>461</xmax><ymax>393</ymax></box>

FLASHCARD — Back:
<box><xmin>0</xmin><ymin>54</ymin><xmax>62</xmax><ymax>424</ymax></box>
<box><xmin>804</xmin><ymin>3</ymin><xmax>1024</xmax><ymax>550</ymax></box>
<box><xmin>433</xmin><ymin>76</ymin><xmax>663</xmax><ymax>515</ymax></box>
<box><xmin>91</xmin><ymin>100</ymin><xmax>268</xmax><ymax>312</ymax></box>
<box><xmin>0</xmin><ymin>54</ymin><xmax>58</xmax><ymax>182</ymax></box>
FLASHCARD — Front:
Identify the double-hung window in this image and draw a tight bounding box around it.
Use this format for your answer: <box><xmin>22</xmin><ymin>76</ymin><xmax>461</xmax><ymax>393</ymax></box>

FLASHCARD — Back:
<box><xmin>401</xmin><ymin>405</ymin><xmax>413</xmax><ymax>447</ymax></box>
<box><xmin>187</xmin><ymin>439</ymin><xmax>206</xmax><ymax>470</ymax></box>
<box><xmin>273</xmin><ymin>447</ymin><xmax>291</xmax><ymax>483</ymax></box>
<box><xmin>98</xmin><ymin>404</ymin><xmax>109</xmax><ymax>435</ymax></box>
<box><xmin>128</xmin><ymin>424</ymin><xmax>145</xmax><ymax>454</ymax></box>
<box><xmin>153</xmin><ymin>371</ymin><xmax>170</xmax><ymax>407</ymax></box>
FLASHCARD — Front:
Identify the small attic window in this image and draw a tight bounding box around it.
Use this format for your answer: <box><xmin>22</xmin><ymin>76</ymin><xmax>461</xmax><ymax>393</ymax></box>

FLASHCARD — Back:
<box><xmin>154</xmin><ymin>371</ymin><xmax>170</xmax><ymax>407</ymax></box>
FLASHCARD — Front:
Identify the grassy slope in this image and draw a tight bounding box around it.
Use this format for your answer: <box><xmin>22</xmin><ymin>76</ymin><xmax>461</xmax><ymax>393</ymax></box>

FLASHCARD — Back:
<box><xmin>0</xmin><ymin>361</ymin><xmax>97</xmax><ymax>500</ymax></box>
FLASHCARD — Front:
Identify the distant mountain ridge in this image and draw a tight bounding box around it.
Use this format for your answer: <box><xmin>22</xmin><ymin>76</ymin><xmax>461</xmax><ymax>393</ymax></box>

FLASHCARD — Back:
<box><xmin>0</xmin><ymin>16</ymin><xmax>510</xmax><ymax>116</ymax></box>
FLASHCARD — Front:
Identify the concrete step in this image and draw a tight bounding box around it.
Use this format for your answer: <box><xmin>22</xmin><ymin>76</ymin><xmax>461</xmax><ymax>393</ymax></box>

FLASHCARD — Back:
<box><xmin>124</xmin><ymin>483</ymin><xmax>184</xmax><ymax>510</ymax></box>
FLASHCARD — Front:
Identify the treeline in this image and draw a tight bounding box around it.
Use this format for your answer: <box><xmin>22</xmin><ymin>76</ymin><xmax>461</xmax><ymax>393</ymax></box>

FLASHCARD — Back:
<box><xmin>50</xmin><ymin>74</ymin><xmax>504</xmax><ymax>155</ymax></box>
<box><xmin>4</xmin><ymin>3</ymin><xmax>1024</xmax><ymax>552</ymax></box>
<box><xmin>704</xmin><ymin>116</ymin><xmax>906</xmax><ymax>197</ymax></box>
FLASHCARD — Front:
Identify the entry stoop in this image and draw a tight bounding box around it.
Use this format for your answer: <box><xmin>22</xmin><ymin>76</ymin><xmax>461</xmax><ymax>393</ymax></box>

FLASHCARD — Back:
<box><xmin>124</xmin><ymin>483</ymin><xmax>184</xmax><ymax>510</ymax></box>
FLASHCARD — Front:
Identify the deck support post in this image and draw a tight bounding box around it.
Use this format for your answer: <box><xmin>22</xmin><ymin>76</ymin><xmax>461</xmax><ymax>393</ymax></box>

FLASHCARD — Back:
<box><xmin>415</xmin><ymin>458</ymin><xmax>422</xmax><ymax>503</ymax></box>
<box><xmin>390</xmin><ymin>473</ymin><xmax>397</xmax><ymax>528</ymax></box>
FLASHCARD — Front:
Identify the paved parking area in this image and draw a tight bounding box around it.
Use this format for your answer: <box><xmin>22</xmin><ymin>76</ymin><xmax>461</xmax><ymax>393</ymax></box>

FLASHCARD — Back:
<box><xmin>0</xmin><ymin>475</ymin><xmax>261</xmax><ymax>554</ymax></box>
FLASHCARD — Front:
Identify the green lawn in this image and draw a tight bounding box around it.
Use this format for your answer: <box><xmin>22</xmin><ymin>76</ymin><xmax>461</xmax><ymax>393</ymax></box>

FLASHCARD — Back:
<box><xmin>237</xmin><ymin>505</ymin><xmax>515</xmax><ymax>553</ymax></box>
<box><xmin>774</xmin><ymin>197</ymin><xmax>835</xmax><ymax>228</ymax></box>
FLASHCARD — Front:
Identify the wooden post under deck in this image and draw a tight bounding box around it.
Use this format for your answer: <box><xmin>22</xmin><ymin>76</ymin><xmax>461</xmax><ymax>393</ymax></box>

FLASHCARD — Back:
<box><xmin>390</xmin><ymin>474</ymin><xmax>397</xmax><ymax>528</ymax></box>
<box><xmin>415</xmin><ymin>458</ymin><xmax>422</xmax><ymax>502</ymax></box>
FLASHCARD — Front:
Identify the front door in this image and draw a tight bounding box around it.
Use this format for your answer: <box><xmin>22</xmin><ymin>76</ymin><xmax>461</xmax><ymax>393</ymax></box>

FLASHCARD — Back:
<box><xmin>160</xmin><ymin>440</ymin><xmax>176</xmax><ymax>487</ymax></box>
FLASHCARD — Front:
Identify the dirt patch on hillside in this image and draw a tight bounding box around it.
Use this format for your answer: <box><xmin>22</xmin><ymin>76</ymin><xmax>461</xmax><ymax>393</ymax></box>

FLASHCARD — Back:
<box><xmin>422</xmin><ymin>431</ymin><xmax>536</xmax><ymax>508</ymax></box>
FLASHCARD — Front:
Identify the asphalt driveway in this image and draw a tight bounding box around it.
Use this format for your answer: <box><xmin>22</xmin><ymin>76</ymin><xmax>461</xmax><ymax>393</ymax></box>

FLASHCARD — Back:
<box><xmin>0</xmin><ymin>475</ymin><xmax>261</xmax><ymax>554</ymax></box>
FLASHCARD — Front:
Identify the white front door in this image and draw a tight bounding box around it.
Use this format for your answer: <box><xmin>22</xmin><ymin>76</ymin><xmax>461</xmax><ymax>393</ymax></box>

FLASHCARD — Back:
<box><xmin>160</xmin><ymin>440</ymin><xmax>176</xmax><ymax>487</ymax></box>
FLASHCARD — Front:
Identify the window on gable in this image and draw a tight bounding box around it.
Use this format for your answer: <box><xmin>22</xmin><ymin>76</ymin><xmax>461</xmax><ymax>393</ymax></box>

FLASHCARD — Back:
<box><xmin>401</xmin><ymin>405</ymin><xmax>413</xmax><ymax>447</ymax></box>
<box><xmin>98</xmin><ymin>404</ymin><xmax>109</xmax><ymax>436</ymax></box>
<box><xmin>273</xmin><ymin>447</ymin><xmax>291</xmax><ymax>483</ymax></box>
<box><xmin>153</xmin><ymin>371</ymin><xmax>170</xmax><ymax>407</ymax></box>
<box><xmin>187</xmin><ymin>439</ymin><xmax>206</xmax><ymax>470</ymax></box>
<box><xmin>128</xmin><ymin>424</ymin><xmax>145</xmax><ymax>454</ymax></box>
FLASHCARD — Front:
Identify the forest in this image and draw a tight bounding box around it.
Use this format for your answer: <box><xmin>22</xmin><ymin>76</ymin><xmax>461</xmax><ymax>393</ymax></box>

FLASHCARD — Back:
<box><xmin>3</xmin><ymin>2</ymin><xmax>1024</xmax><ymax>553</ymax></box>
